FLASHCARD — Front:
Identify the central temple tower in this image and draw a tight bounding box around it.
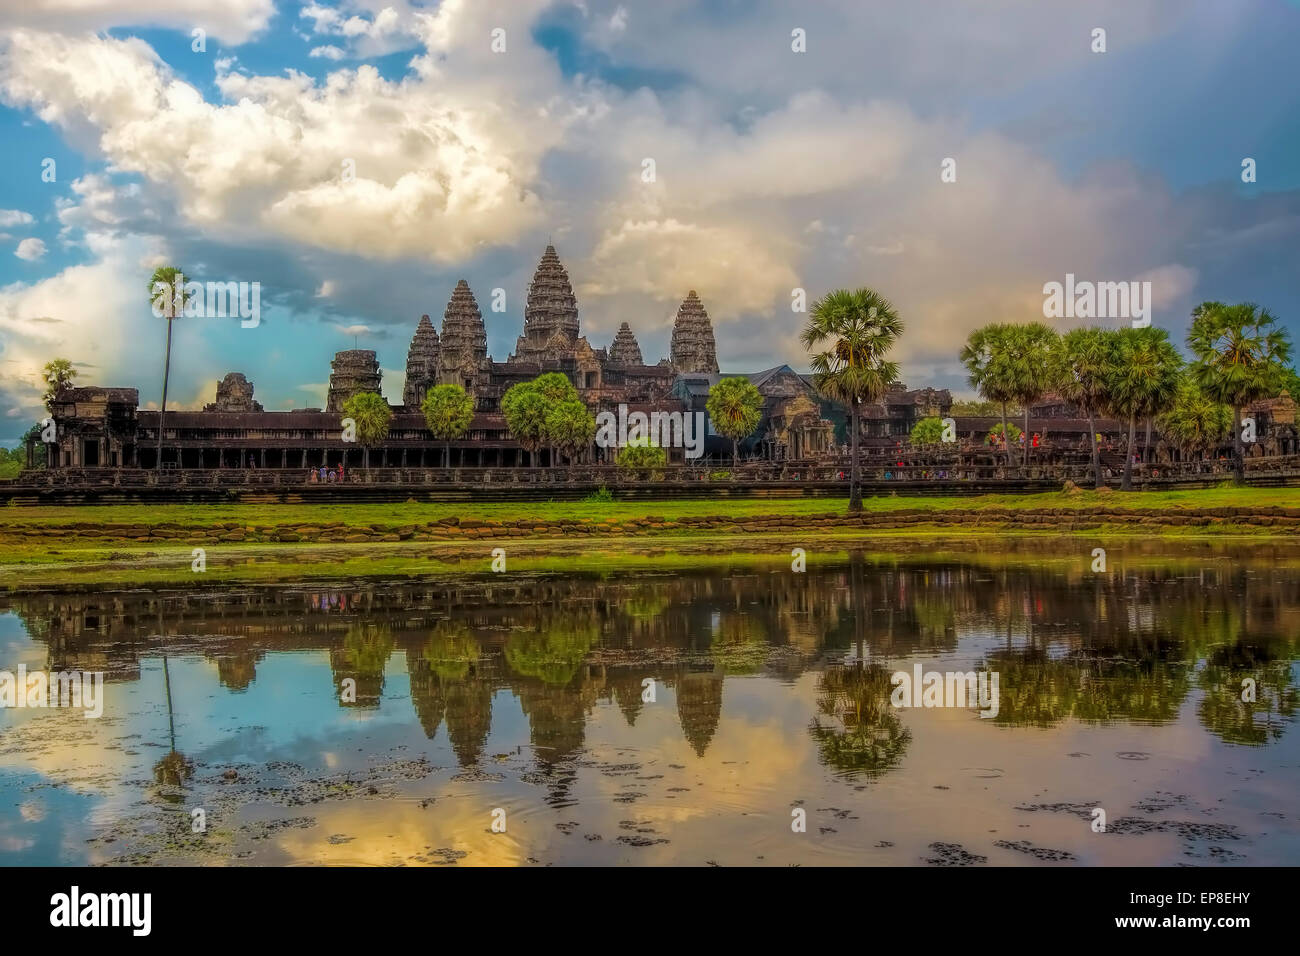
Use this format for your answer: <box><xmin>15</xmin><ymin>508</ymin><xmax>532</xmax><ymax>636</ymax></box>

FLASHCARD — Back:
<box><xmin>510</xmin><ymin>245</ymin><xmax>580</xmax><ymax>363</ymax></box>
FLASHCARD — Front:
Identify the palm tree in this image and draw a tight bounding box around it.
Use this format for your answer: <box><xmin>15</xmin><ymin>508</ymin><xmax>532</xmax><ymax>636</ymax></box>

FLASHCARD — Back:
<box><xmin>801</xmin><ymin>289</ymin><xmax>903</xmax><ymax>513</ymax></box>
<box><xmin>1108</xmin><ymin>327</ymin><xmax>1182</xmax><ymax>490</ymax></box>
<box><xmin>1009</xmin><ymin>322</ymin><xmax>1059</xmax><ymax>469</ymax></box>
<box><xmin>545</xmin><ymin>398</ymin><xmax>597</xmax><ymax>465</ymax></box>
<box><xmin>1187</xmin><ymin>301</ymin><xmax>1292</xmax><ymax>484</ymax></box>
<box><xmin>41</xmin><ymin>358</ymin><xmax>77</xmax><ymax>410</ymax></box>
<box><xmin>960</xmin><ymin>323</ymin><xmax>1019</xmax><ymax>467</ymax></box>
<box><xmin>1055</xmin><ymin>327</ymin><xmax>1114</xmax><ymax>488</ymax></box>
<box><xmin>149</xmin><ymin>266</ymin><xmax>189</xmax><ymax>470</ymax></box>
<box><xmin>705</xmin><ymin>376</ymin><xmax>764</xmax><ymax>467</ymax></box>
<box><xmin>420</xmin><ymin>384</ymin><xmax>474</xmax><ymax>468</ymax></box>
<box><xmin>341</xmin><ymin>391</ymin><xmax>393</xmax><ymax>475</ymax></box>
<box><xmin>1157</xmin><ymin>377</ymin><xmax>1232</xmax><ymax>465</ymax></box>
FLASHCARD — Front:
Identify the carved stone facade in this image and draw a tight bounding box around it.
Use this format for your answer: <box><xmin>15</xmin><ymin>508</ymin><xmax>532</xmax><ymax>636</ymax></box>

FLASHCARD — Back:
<box><xmin>608</xmin><ymin>322</ymin><xmax>644</xmax><ymax>366</ymax></box>
<box><xmin>436</xmin><ymin>280</ymin><xmax>489</xmax><ymax>393</ymax></box>
<box><xmin>670</xmin><ymin>291</ymin><xmax>720</xmax><ymax>374</ymax></box>
<box><xmin>204</xmin><ymin>372</ymin><xmax>263</xmax><ymax>413</ymax></box>
<box><xmin>327</xmin><ymin>350</ymin><xmax>382</xmax><ymax>413</ymax></box>
<box><xmin>510</xmin><ymin>244</ymin><xmax>581</xmax><ymax>364</ymax></box>
<box><xmin>402</xmin><ymin>314</ymin><xmax>441</xmax><ymax>407</ymax></box>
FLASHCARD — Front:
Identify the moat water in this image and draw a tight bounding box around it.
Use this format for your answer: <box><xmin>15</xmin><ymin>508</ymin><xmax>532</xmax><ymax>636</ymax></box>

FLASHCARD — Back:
<box><xmin>1</xmin><ymin>551</ymin><xmax>1297</xmax><ymax>865</ymax></box>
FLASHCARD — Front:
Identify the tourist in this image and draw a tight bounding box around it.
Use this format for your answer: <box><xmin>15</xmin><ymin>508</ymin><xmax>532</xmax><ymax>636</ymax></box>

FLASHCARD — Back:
<box><xmin>308</xmin><ymin>468</ymin><xmax>317</xmax><ymax>483</ymax></box>
<box><xmin>337</xmin><ymin>463</ymin><xmax>344</xmax><ymax>483</ymax></box>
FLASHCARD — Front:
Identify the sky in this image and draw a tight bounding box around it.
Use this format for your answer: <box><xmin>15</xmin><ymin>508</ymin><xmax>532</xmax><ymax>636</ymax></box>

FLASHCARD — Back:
<box><xmin>0</xmin><ymin>0</ymin><xmax>1297</xmax><ymax>440</ymax></box>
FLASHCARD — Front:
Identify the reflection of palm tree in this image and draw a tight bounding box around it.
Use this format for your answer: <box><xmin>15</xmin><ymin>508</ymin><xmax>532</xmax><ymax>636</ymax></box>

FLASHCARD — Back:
<box><xmin>1197</xmin><ymin>641</ymin><xmax>1298</xmax><ymax>745</ymax></box>
<box><xmin>330</xmin><ymin>624</ymin><xmax>394</xmax><ymax>708</ymax></box>
<box><xmin>152</xmin><ymin>653</ymin><xmax>192</xmax><ymax>789</ymax></box>
<box><xmin>422</xmin><ymin>622</ymin><xmax>480</xmax><ymax>681</ymax></box>
<box><xmin>407</xmin><ymin>623</ymin><xmax>486</xmax><ymax>746</ymax></box>
<box><xmin>504</xmin><ymin>620</ymin><xmax>598</xmax><ymax>685</ymax></box>
<box><xmin>809</xmin><ymin>663</ymin><xmax>910</xmax><ymax>777</ymax></box>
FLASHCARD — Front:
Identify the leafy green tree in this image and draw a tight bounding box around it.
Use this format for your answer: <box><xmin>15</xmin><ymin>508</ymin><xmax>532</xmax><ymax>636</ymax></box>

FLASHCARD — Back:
<box><xmin>801</xmin><ymin>288</ymin><xmax>903</xmax><ymax>512</ymax></box>
<box><xmin>341</xmin><ymin>391</ymin><xmax>392</xmax><ymax>473</ymax></box>
<box><xmin>1157</xmin><ymin>378</ymin><xmax>1232</xmax><ymax>463</ymax></box>
<box><xmin>909</xmin><ymin>416</ymin><xmax>946</xmax><ymax>446</ymax></box>
<box><xmin>808</xmin><ymin>663</ymin><xmax>912</xmax><ymax>778</ymax></box>
<box><xmin>1055</xmin><ymin>327</ymin><xmax>1116</xmax><ymax>488</ymax></box>
<box><xmin>705</xmin><ymin>376</ymin><xmax>764</xmax><ymax>467</ymax></box>
<box><xmin>532</xmin><ymin>372</ymin><xmax>579</xmax><ymax>403</ymax></box>
<box><xmin>1107</xmin><ymin>327</ymin><xmax>1182</xmax><ymax>490</ymax></box>
<box><xmin>41</xmin><ymin>358</ymin><xmax>77</xmax><ymax>410</ymax></box>
<box><xmin>1187</xmin><ymin>301</ymin><xmax>1292</xmax><ymax>484</ymax></box>
<box><xmin>149</xmin><ymin>265</ymin><xmax>190</xmax><ymax>470</ymax></box>
<box><xmin>420</xmin><ymin>383</ymin><xmax>474</xmax><ymax>467</ymax></box>
<box><xmin>1009</xmin><ymin>322</ymin><xmax>1059</xmax><ymax>468</ymax></box>
<box><xmin>545</xmin><ymin>398</ymin><xmax>596</xmax><ymax>465</ymax></box>
<box><xmin>960</xmin><ymin>323</ymin><xmax>1020</xmax><ymax>467</ymax></box>
<box><xmin>501</xmin><ymin>380</ymin><xmax>551</xmax><ymax>466</ymax></box>
<box><xmin>616</xmin><ymin>441</ymin><xmax>668</xmax><ymax>471</ymax></box>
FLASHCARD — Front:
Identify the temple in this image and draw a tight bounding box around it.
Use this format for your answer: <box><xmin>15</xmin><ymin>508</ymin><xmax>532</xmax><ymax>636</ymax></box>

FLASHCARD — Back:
<box><xmin>39</xmin><ymin>242</ymin><xmax>1287</xmax><ymax>476</ymax></box>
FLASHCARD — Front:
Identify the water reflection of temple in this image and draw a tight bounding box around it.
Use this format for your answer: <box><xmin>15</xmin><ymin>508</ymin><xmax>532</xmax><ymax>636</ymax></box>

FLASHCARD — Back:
<box><xmin>4</xmin><ymin>557</ymin><xmax>1296</xmax><ymax>777</ymax></box>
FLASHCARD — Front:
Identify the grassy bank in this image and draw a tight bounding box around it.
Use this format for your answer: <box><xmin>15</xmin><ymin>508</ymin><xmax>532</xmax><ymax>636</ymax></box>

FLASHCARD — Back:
<box><xmin>4</xmin><ymin>487</ymin><xmax>1300</xmax><ymax>590</ymax></box>
<box><xmin>5</xmin><ymin>485</ymin><xmax>1300</xmax><ymax>528</ymax></box>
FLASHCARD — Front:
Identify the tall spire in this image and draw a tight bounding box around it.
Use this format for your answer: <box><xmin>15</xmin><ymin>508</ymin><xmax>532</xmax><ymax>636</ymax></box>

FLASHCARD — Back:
<box><xmin>608</xmin><ymin>321</ymin><xmax>644</xmax><ymax>365</ymax></box>
<box><xmin>437</xmin><ymin>280</ymin><xmax>487</xmax><ymax>389</ymax></box>
<box><xmin>403</xmin><ymin>314</ymin><xmax>441</xmax><ymax>407</ymax></box>
<box><xmin>510</xmin><ymin>244</ymin><xmax>580</xmax><ymax>362</ymax></box>
<box><xmin>670</xmin><ymin>290</ymin><xmax>719</xmax><ymax>374</ymax></box>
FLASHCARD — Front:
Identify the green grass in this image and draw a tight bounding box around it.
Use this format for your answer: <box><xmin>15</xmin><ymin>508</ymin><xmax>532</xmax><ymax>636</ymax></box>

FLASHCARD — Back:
<box><xmin>2</xmin><ymin>485</ymin><xmax>1298</xmax><ymax>532</ymax></box>
<box><xmin>5</xmin><ymin>528</ymin><xmax>1300</xmax><ymax>591</ymax></box>
<box><xmin>3</xmin><ymin>486</ymin><xmax>1299</xmax><ymax>591</ymax></box>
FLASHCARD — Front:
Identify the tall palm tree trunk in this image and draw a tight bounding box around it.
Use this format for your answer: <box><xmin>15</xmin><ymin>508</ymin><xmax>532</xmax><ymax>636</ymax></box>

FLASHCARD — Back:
<box><xmin>1087</xmin><ymin>409</ymin><xmax>1101</xmax><ymax>489</ymax></box>
<box><xmin>1232</xmin><ymin>405</ymin><xmax>1245</xmax><ymax>484</ymax></box>
<box><xmin>1143</xmin><ymin>418</ymin><xmax>1153</xmax><ymax>486</ymax></box>
<box><xmin>848</xmin><ymin>400</ymin><xmax>862</xmax><ymax>513</ymax></box>
<box><xmin>156</xmin><ymin>315</ymin><xmax>173</xmax><ymax>471</ymax></box>
<box><xmin>999</xmin><ymin>402</ymin><xmax>1012</xmax><ymax>470</ymax></box>
<box><xmin>1023</xmin><ymin>406</ymin><xmax>1031</xmax><ymax>469</ymax></box>
<box><xmin>732</xmin><ymin>438</ymin><xmax>738</xmax><ymax>468</ymax></box>
<box><xmin>1122</xmin><ymin>415</ymin><xmax>1135</xmax><ymax>491</ymax></box>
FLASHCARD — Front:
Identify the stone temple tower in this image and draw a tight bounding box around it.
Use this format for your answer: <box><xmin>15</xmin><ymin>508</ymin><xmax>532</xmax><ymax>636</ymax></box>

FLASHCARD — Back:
<box><xmin>669</xmin><ymin>290</ymin><xmax>720</xmax><ymax>374</ymax></box>
<box><xmin>327</xmin><ymin>350</ymin><xmax>382</xmax><ymax>413</ymax></box>
<box><xmin>402</xmin><ymin>314</ymin><xmax>441</xmax><ymax>407</ymax></box>
<box><xmin>511</xmin><ymin>244</ymin><xmax>580</xmax><ymax>363</ymax></box>
<box><xmin>608</xmin><ymin>322</ymin><xmax>644</xmax><ymax>365</ymax></box>
<box><xmin>436</xmin><ymin>280</ymin><xmax>488</xmax><ymax>390</ymax></box>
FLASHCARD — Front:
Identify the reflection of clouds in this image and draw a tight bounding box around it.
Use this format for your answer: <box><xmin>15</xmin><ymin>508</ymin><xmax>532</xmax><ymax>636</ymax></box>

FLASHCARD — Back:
<box><xmin>272</xmin><ymin>800</ymin><xmax>528</xmax><ymax>867</ymax></box>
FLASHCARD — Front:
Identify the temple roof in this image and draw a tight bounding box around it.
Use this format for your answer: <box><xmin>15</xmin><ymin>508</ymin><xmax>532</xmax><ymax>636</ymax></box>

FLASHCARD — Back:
<box><xmin>669</xmin><ymin>290</ymin><xmax>719</xmax><ymax>374</ymax></box>
<box><xmin>608</xmin><ymin>322</ymin><xmax>644</xmax><ymax>365</ymax></box>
